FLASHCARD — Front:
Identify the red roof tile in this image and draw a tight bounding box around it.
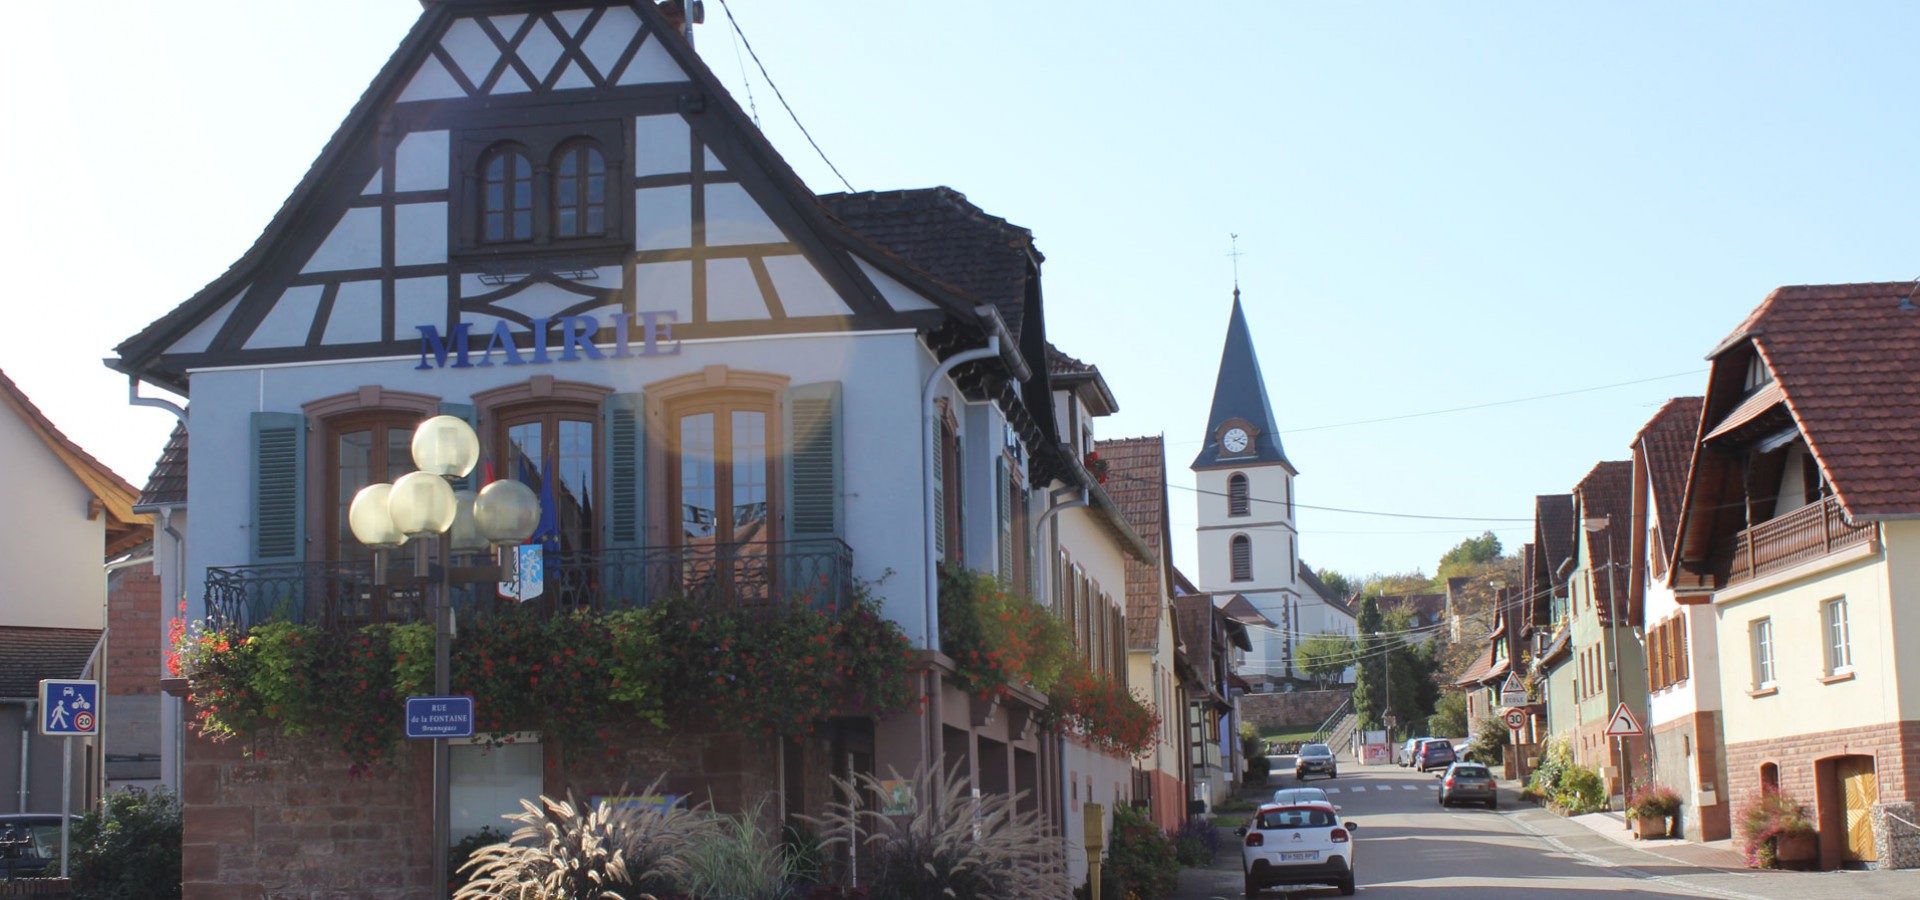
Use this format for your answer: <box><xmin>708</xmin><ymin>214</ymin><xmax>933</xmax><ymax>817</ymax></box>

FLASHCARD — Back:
<box><xmin>1633</xmin><ymin>397</ymin><xmax>1703</xmax><ymax>564</ymax></box>
<box><xmin>1095</xmin><ymin>435</ymin><xmax>1168</xmax><ymax>651</ymax></box>
<box><xmin>1575</xmin><ymin>461</ymin><xmax>1634</xmax><ymax>624</ymax></box>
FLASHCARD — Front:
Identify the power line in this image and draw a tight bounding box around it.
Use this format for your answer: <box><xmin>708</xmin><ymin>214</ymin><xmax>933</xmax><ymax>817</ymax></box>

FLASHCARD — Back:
<box><xmin>712</xmin><ymin>0</ymin><xmax>855</xmax><ymax>192</ymax></box>
<box><xmin>1115</xmin><ymin>472</ymin><xmax>1533</xmax><ymax>522</ymax></box>
<box><xmin>1278</xmin><ymin>369</ymin><xmax>1707</xmax><ymax>435</ymax></box>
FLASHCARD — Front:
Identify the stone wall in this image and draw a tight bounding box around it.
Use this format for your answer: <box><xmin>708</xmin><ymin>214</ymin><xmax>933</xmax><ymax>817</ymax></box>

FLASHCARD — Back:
<box><xmin>1871</xmin><ymin>801</ymin><xmax>1920</xmax><ymax>870</ymax></box>
<box><xmin>1238</xmin><ymin>689</ymin><xmax>1353</xmax><ymax>733</ymax></box>
<box><xmin>1726</xmin><ymin>719</ymin><xmax>1920</xmax><ymax>870</ymax></box>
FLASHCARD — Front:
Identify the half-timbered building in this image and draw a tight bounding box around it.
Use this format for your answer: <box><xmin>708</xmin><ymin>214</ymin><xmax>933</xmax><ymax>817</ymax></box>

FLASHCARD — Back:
<box><xmin>108</xmin><ymin>2</ymin><xmax>1125</xmax><ymax>895</ymax></box>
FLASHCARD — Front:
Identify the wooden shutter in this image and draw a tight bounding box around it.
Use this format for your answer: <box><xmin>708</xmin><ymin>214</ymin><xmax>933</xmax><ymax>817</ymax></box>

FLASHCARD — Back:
<box><xmin>439</xmin><ymin>402</ymin><xmax>478</xmax><ymax>493</ymax></box>
<box><xmin>784</xmin><ymin>382</ymin><xmax>843</xmax><ymax>541</ymax></box>
<box><xmin>602</xmin><ymin>392</ymin><xmax>646</xmax><ymax>550</ymax></box>
<box><xmin>996</xmin><ymin>457</ymin><xmax>1012</xmax><ymax>581</ymax></box>
<box><xmin>249</xmin><ymin>412</ymin><xmax>307</xmax><ymax>564</ymax></box>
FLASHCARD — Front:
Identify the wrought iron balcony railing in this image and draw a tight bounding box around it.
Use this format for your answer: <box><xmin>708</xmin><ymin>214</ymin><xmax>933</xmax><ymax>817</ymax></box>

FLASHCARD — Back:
<box><xmin>204</xmin><ymin>539</ymin><xmax>854</xmax><ymax>634</ymax></box>
<box><xmin>1722</xmin><ymin>496</ymin><xmax>1875</xmax><ymax>586</ymax></box>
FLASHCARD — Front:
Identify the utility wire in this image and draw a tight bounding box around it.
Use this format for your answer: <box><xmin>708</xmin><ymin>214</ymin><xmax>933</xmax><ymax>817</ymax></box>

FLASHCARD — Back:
<box><xmin>723</xmin><ymin>2</ymin><xmax>761</xmax><ymax>126</ymax></box>
<box><xmin>1277</xmin><ymin>369</ymin><xmax>1707</xmax><ymax>435</ymax></box>
<box><xmin>713</xmin><ymin>0</ymin><xmax>855</xmax><ymax>192</ymax></box>
<box><xmin>1113</xmin><ymin>472</ymin><xmax>1532</xmax><ymax>522</ymax></box>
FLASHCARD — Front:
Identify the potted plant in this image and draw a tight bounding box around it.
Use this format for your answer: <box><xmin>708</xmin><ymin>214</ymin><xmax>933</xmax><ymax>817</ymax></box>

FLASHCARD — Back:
<box><xmin>1738</xmin><ymin>789</ymin><xmax>1816</xmax><ymax>869</ymax></box>
<box><xmin>1626</xmin><ymin>784</ymin><xmax>1681</xmax><ymax>839</ymax></box>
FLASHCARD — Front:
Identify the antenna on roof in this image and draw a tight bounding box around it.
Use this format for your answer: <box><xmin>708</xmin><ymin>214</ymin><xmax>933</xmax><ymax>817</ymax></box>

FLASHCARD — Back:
<box><xmin>1901</xmin><ymin>276</ymin><xmax>1920</xmax><ymax>312</ymax></box>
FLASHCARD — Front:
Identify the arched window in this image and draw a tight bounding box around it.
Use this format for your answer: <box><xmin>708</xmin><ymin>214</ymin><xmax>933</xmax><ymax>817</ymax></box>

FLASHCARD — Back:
<box><xmin>1231</xmin><ymin>534</ymin><xmax>1253</xmax><ymax>582</ymax></box>
<box><xmin>480</xmin><ymin>145</ymin><xmax>533</xmax><ymax>243</ymax></box>
<box><xmin>553</xmin><ymin>141</ymin><xmax>608</xmax><ymax>238</ymax></box>
<box><xmin>1228</xmin><ymin>473</ymin><xmax>1250</xmax><ymax>517</ymax></box>
<box><xmin>1760</xmin><ymin>762</ymin><xmax>1779</xmax><ymax>795</ymax></box>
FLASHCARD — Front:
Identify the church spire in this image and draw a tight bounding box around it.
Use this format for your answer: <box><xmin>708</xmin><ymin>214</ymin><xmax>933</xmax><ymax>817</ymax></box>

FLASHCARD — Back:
<box><xmin>1191</xmin><ymin>291</ymin><xmax>1294</xmax><ymax>472</ymax></box>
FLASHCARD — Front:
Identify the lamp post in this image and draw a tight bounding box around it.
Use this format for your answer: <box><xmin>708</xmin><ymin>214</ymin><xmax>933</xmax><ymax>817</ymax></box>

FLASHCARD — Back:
<box><xmin>1582</xmin><ymin>515</ymin><xmax>1627</xmax><ymax>811</ymax></box>
<box><xmin>349</xmin><ymin>416</ymin><xmax>539</xmax><ymax>898</ymax></box>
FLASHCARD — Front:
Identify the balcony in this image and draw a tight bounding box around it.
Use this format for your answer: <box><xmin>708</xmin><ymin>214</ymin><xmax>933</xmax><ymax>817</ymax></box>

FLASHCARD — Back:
<box><xmin>1723</xmin><ymin>496</ymin><xmax>1875</xmax><ymax>586</ymax></box>
<box><xmin>204</xmin><ymin>539</ymin><xmax>854</xmax><ymax>634</ymax></box>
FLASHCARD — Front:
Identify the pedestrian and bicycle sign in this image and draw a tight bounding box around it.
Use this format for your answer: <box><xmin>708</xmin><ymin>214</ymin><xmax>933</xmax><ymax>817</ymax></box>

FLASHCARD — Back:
<box><xmin>39</xmin><ymin>680</ymin><xmax>97</xmax><ymax>736</ymax></box>
<box><xmin>405</xmin><ymin>696</ymin><xmax>475</xmax><ymax>739</ymax></box>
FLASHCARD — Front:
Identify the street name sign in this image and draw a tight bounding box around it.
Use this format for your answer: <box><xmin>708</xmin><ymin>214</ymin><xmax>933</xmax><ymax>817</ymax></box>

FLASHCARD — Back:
<box><xmin>405</xmin><ymin>696</ymin><xmax>475</xmax><ymax>739</ymax></box>
<box><xmin>39</xmin><ymin>679</ymin><xmax>98</xmax><ymax>736</ymax></box>
<box><xmin>1604</xmin><ymin>702</ymin><xmax>1643</xmax><ymax>737</ymax></box>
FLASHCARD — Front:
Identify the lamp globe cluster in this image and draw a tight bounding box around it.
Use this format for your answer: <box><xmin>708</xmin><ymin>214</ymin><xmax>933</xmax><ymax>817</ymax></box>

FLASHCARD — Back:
<box><xmin>348</xmin><ymin>415</ymin><xmax>541</xmax><ymax>552</ymax></box>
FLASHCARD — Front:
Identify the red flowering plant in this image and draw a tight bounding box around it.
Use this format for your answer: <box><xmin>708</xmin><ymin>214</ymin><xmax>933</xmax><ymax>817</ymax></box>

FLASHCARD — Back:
<box><xmin>937</xmin><ymin>566</ymin><xmax>1073</xmax><ymax>701</ymax></box>
<box><xmin>1044</xmin><ymin>661</ymin><xmax>1159</xmax><ymax>757</ymax></box>
<box><xmin>451</xmin><ymin>606</ymin><xmax>619</xmax><ymax>752</ymax></box>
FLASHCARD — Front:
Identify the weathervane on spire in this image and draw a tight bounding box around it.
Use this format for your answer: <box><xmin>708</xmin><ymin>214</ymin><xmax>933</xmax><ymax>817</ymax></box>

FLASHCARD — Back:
<box><xmin>1227</xmin><ymin>233</ymin><xmax>1244</xmax><ymax>300</ymax></box>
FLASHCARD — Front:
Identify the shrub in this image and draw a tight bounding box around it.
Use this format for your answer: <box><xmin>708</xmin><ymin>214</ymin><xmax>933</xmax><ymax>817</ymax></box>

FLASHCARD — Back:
<box><xmin>804</xmin><ymin>761</ymin><xmax>1067</xmax><ymax>900</ymax></box>
<box><xmin>1104</xmin><ymin>805</ymin><xmax>1178</xmax><ymax>900</ymax></box>
<box><xmin>70</xmin><ymin>787</ymin><xmax>182</xmax><ymax>900</ymax></box>
<box><xmin>449</xmin><ymin>826</ymin><xmax>509</xmax><ymax>894</ymax></box>
<box><xmin>1170</xmin><ymin>817</ymin><xmax>1222</xmax><ymax>867</ymax></box>
<box><xmin>1465</xmin><ymin>722</ymin><xmax>1505</xmax><ymax>765</ymax></box>
<box><xmin>1553</xmin><ymin>765</ymin><xmax>1607</xmax><ymax>814</ymax></box>
<box><xmin>1627</xmin><ymin>783</ymin><xmax>1681</xmax><ymax>820</ymax></box>
<box><xmin>1737</xmin><ymin>789</ymin><xmax>1813</xmax><ymax>869</ymax></box>
<box><xmin>1523</xmin><ymin>738</ymin><xmax>1571</xmax><ymax>802</ymax></box>
<box><xmin>678</xmin><ymin>800</ymin><xmax>801</xmax><ymax>900</ymax></box>
<box><xmin>455</xmin><ymin>787</ymin><xmax>710</xmax><ymax>899</ymax></box>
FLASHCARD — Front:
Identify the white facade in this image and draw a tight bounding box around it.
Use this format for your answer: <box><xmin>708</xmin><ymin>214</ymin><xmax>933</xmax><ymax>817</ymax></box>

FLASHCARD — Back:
<box><xmin>0</xmin><ymin>406</ymin><xmax>112</xmax><ymax>630</ymax></box>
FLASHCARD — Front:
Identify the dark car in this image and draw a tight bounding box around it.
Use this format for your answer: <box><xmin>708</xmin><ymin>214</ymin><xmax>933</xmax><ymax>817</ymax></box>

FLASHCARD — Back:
<box><xmin>1438</xmin><ymin>762</ymin><xmax>1498</xmax><ymax>809</ymax></box>
<box><xmin>1415</xmin><ymin>739</ymin><xmax>1456</xmax><ymax>773</ymax></box>
<box><xmin>0</xmin><ymin>814</ymin><xmax>76</xmax><ymax>880</ymax></box>
<box><xmin>1397</xmin><ymin>736</ymin><xmax>1433</xmax><ymax>767</ymax></box>
<box><xmin>1294</xmin><ymin>743</ymin><xmax>1338</xmax><ymax>780</ymax></box>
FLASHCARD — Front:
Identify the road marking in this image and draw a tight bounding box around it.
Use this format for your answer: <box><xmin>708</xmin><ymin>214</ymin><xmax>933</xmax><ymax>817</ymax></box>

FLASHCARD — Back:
<box><xmin>1324</xmin><ymin>788</ymin><xmax>1340</xmax><ymax>794</ymax></box>
<box><xmin>1400</xmin><ymin>785</ymin><xmax>1417</xmax><ymax>791</ymax></box>
<box><xmin>1376</xmin><ymin>785</ymin><xmax>1394</xmax><ymax>792</ymax></box>
<box><xmin>1502</xmin><ymin>810</ymin><xmax>1765</xmax><ymax>900</ymax></box>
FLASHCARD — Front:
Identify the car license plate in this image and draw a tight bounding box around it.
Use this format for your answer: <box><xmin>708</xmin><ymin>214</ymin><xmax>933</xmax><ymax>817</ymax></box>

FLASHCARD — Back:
<box><xmin>1279</xmin><ymin>851</ymin><xmax>1319</xmax><ymax>861</ymax></box>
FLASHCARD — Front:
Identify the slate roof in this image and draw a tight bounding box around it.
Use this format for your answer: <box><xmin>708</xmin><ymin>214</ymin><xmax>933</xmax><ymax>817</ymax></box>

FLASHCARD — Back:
<box><xmin>1707</xmin><ymin>282</ymin><xmax>1920</xmax><ymax>518</ymax></box>
<box><xmin>1296</xmin><ymin>561</ymin><xmax>1354</xmax><ymax>615</ymax></box>
<box><xmin>1095</xmin><ymin>436</ymin><xmax>1170</xmax><ymax>651</ymax></box>
<box><xmin>817</xmin><ymin>187</ymin><xmax>1036</xmax><ymax>342</ymax></box>
<box><xmin>136</xmin><ymin>422</ymin><xmax>190</xmax><ymax>510</ymax></box>
<box><xmin>1192</xmin><ymin>292</ymin><xmax>1293</xmax><ymax>471</ymax></box>
<box><xmin>1574</xmin><ymin>461</ymin><xmax>1634</xmax><ymax>624</ymax></box>
<box><xmin>1634</xmin><ymin>397</ymin><xmax>1703</xmax><ymax>563</ymax></box>
<box><xmin>0</xmin><ymin>627</ymin><xmax>100</xmax><ymax>698</ymax></box>
<box><xmin>0</xmin><ymin>369</ymin><xmax>149</xmax><ymax>555</ymax></box>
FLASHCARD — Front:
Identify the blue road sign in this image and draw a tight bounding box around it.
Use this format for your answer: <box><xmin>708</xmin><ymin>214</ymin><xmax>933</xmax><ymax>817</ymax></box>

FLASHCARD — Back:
<box><xmin>405</xmin><ymin>696</ymin><xmax>475</xmax><ymax>739</ymax></box>
<box><xmin>39</xmin><ymin>680</ymin><xmax>98</xmax><ymax>736</ymax></box>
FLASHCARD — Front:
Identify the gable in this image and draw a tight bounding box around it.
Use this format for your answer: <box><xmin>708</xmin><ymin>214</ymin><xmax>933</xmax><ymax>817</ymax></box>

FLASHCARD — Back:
<box><xmin>114</xmin><ymin>1</ymin><xmax>973</xmax><ymax>393</ymax></box>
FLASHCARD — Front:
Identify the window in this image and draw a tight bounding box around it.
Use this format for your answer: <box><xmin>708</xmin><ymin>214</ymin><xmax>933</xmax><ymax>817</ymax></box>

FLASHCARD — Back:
<box><xmin>325</xmin><ymin>412</ymin><xmax>423</xmax><ymax>561</ymax></box>
<box><xmin>452</xmin><ymin>740</ymin><xmax>543</xmax><ymax>843</ymax></box>
<box><xmin>1230</xmin><ymin>534</ymin><xmax>1252</xmax><ymax>581</ymax></box>
<box><xmin>480</xmin><ymin>145</ymin><xmax>533</xmax><ymax>243</ymax></box>
<box><xmin>1744</xmin><ymin>353</ymin><xmax>1774</xmax><ymax>392</ymax></box>
<box><xmin>552</xmin><ymin>141</ymin><xmax>608</xmax><ymax>238</ymax></box>
<box><xmin>1751</xmin><ymin>618</ymin><xmax>1775</xmax><ymax>690</ymax></box>
<box><xmin>498</xmin><ymin>406</ymin><xmax>599</xmax><ymax>554</ymax></box>
<box><xmin>1823</xmin><ymin>597</ymin><xmax>1852</xmax><ymax>674</ymax></box>
<box><xmin>1228</xmin><ymin>473</ymin><xmax>1250</xmax><ymax>517</ymax></box>
<box><xmin>670</xmin><ymin>396</ymin><xmax>773</xmax><ymax>548</ymax></box>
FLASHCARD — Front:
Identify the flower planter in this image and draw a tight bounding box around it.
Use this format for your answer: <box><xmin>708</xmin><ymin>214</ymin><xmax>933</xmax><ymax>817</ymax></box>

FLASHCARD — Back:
<box><xmin>1775</xmin><ymin>832</ymin><xmax>1817</xmax><ymax>868</ymax></box>
<box><xmin>1632</xmin><ymin>815</ymin><xmax>1669</xmax><ymax>840</ymax></box>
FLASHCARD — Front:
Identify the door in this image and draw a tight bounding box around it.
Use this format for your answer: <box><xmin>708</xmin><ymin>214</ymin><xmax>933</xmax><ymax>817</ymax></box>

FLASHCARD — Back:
<box><xmin>1839</xmin><ymin>756</ymin><xmax>1878</xmax><ymax>863</ymax></box>
<box><xmin>670</xmin><ymin>397</ymin><xmax>776</xmax><ymax>606</ymax></box>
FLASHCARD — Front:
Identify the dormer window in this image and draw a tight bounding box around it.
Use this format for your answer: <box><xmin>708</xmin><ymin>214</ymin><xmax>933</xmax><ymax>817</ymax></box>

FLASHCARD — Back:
<box><xmin>480</xmin><ymin>145</ymin><xmax>534</xmax><ymax>243</ymax></box>
<box><xmin>1743</xmin><ymin>353</ymin><xmax>1774</xmax><ymax>393</ymax></box>
<box><xmin>553</xmin><ymin>141</ymin><xmax>608</xmax><ymax>238</ymax></box>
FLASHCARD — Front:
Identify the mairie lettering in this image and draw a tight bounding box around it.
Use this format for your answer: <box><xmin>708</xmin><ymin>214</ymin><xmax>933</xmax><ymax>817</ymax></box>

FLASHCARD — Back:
<box><xmin>417</xmin><ymin>311</ymin><xmax>681</xmax><ymax>370</ymax></box>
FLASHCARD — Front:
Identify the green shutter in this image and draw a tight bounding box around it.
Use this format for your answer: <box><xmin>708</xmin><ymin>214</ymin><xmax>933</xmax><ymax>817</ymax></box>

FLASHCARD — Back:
<box><xmin>602</xmin><ymin>392</ymin><xmax>646</xmax><ymax>550</ymax></box>
<box><xmin>249</xmin><ymin>412</ymin><xmax>307</xmax><ymax>564</ymax></box>
<box><xmin>932</xmin><ymin>418</ymin><xmax>947</xmax><ymax>560</ymax></box>
<box><xmin>439</xmin><ymin>402</ymin><xmax>478</xmax><ymax>492</ymax></box>
<box><xmin>784</xmin><ymin>382</ymin><xmax>843</xmax><ymax>541</ymax></box>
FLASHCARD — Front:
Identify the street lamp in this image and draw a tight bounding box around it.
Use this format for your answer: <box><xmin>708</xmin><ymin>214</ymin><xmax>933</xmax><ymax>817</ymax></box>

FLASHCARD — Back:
<box><xmin>349</xmin><ymin>415</ymin><xmax>539</xmax><ymax>899</ymax></box>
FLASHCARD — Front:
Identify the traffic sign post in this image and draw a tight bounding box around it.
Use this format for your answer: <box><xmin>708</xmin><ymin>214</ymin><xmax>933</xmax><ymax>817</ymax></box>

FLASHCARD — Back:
<box><xmin>1503</xmin><ymin>706</ymin><xmax>1530</xmax><ymax>785</ymax></box>
<box><xmin>39</xmin><ymin>679</ymin><xmax>96</xmax><ymax>878</ymax></box>
<box><xmin>1504</xmin><ymin>708</ymin><xmax>1526</xmax><ymax>731</ymax></box>
<box><xmin>1605</xmin><ymin>703</ymin><xmax>1643</xmax><ymax>814</ymax></box>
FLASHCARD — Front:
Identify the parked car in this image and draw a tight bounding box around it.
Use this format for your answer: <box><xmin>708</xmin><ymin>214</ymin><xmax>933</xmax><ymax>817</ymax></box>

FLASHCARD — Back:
<box><xmin>1438</xmin><ymin>762</ymin><xmax>1498</xmax><ymax>809</ymax></box>
<box><xmin>1240</xmin><ymin>802</ymin><xmax>1358</xmax><ymax>896</ymax></box>
<box><xmin>1415</xmin><ymin>739</ymin><xmax>1456</xmax><ymax>773</ymax></box>
<box><xmin>0</xmin><ymin>814</ymin><xmax>77</xmax><ymax>880</ymax></box>
<box><xmin>1294</xmin><ymin>743</ymin><xmax>1338</xmax><ymax>780</ymax></box>
<box><xmin>1397</xmin><ymin>736</ymin><xmax>1434</xmax><ymax>767</ymax></box>
<box><xmin>1271</xmin><ymin>787</ymin><xmax>1339</xmax><ymax>811</ymax></box>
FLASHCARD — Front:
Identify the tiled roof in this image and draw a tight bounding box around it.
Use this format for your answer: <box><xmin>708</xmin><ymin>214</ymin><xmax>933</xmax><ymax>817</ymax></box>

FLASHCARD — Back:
<box><xmin>1454</xmin><ymin>647</ymin><xmax>1498</xmax><ymax>687</ymax></box>
<box><xmin>1634</xmin><ymin>397</ymin><xmax>1703</xmax><ymax>564</ymax></box>
<box><xmin>1534</xmin><ymin>494</ymin><xmax>1574</xmax><ymax>587</ymax></box>
<box><xmin>1047</xmin><ymin>344</ymin><xmax>1093</xmax><ymax>375</ymax></box>
<box><xmin>1716</xmin><ymin>283</ymin><xmax>1920</xmax><ymax>517</ymax></box>
<box><xmin>1219</xmin><ymin>594</ymin><xmax>1275</xmax><ymax>628</ymax></box>
<box><xmin>0</xmin><ymin>627</ymin><xmax>100</xmax><ymax>698</ymax></box>
<box><xmin>1173</xmin><ymin>595</ymin><xmax>1216</xmax><ymax>672</ymax></box>
<box><xmin>1095</xmin><ymin>436</ymin><xmax>1168</xmax><ymax>651</ymax></box>
<box><xmin>1575</xmin><ymin>461</ymin><xmax>1634</xmax><ymax>624</ymax></box>
<box><xmin>0</xmin><ymin>369</ymin><xmax>149</xmax><ymax>555</ymax></box>
<box><xmin>136</xmin><ymin>422</ymin><xmax>190</xmax><ymax>509</ymax></box>
<box><xmin>816</xmin><ymin>187</ymin><xmax>1036</xmax><ymax>342</ymax></box>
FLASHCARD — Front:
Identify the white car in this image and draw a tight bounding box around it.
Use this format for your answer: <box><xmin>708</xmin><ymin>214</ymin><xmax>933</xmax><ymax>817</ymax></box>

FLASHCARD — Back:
<box><xmin>1239</xmin><ymin>801</ymin><xmax>1358</xmax><ymax>896</ymax></box>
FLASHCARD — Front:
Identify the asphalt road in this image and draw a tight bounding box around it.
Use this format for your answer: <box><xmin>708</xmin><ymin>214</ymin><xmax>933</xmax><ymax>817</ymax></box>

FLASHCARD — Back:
<box><xmin>1177</xmin><ymin>761</ymin><xmax>1731</xmax><ymax>899</ymax></box>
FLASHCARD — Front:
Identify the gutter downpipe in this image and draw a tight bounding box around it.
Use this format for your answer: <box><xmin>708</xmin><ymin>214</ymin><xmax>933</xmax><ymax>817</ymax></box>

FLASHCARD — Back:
<box><xmin>95</xmin><ymin>554</ymin><xmax>153</xmax><ymax>807</ymax></box>
<box><xmin>158</xmin><ymin>507</ymin><xmax>186</xmax><ymax>791</ymax></box>
<box><xmin>1032</xmin><ymin>486</ymin><xmax>1087</xmax><ymax>861</ymax></box>
<box><xmin>120</xmin><ymin>371</ymin><xmax>186</xmax><ymax>424</ymax></box>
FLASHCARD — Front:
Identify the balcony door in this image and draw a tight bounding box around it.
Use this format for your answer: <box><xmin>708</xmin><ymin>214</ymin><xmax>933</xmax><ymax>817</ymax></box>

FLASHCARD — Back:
<box><xmin>497</xmin><ymin>406</ymin><xmax>598</xmax><ymax>608</ymax></box>
<box><xmin>324</xmin><ymin>412</ymin><xmax>422</xmax><ymax>623</ymax></box>
<box><xmin>670</xmin><ymin>394</ymin><xmax>777</xmax><ymax>605</ymax></box>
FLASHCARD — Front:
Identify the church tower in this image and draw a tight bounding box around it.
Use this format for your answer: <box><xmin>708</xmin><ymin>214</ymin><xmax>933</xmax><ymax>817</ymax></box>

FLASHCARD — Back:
<box><xmin>1192</xmin><ymin>291</ymin><xmax>1301</xmax><ymax>687</ymax></box>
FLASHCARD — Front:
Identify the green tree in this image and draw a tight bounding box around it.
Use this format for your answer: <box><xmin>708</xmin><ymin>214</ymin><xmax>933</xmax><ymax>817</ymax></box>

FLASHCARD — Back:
<box><xmin>1382</xmin><ymin>608</ymin><xmax>1425</xmax><ymax>738</ymax></box>
<box><xmin>1296</xmin><ymin>632</ymin><xmax>1356</xmax><ymax>686</ymax></box>
<box><xmin>1314</xmin><ymin>568</ymin><xmax>1356</xmax><ymax>601</ymax></box>
<box><xmin>1428</xmin><ymin>690</ymin><xmax>1469</xmax><ymax>738</ymax></box>
<box><xmin>1353</xmin><ymin>596</ymin><xmax>1384</xmax><ymax>733</ymax></box>
<box><xmin>72</xmin><ymin>787</ymin><xmax>182</xmax><ymax>900</ymax></box>
<box><xmin>1437</xmin><ymin>531</ymin><xmax>1504</xmax><ymax>580</ymax></box>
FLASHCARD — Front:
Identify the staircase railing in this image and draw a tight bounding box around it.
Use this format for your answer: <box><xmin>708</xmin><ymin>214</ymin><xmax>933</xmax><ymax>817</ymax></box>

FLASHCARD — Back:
<box><xmin>1308</xmin><ymin>695</ymin><xmax>1352</xmax><ymax>745</ymax></box>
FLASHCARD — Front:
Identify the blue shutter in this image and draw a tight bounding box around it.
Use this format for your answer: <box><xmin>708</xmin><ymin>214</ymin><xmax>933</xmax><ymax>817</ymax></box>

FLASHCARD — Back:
<box><xmin>602</xmin><ymin>392</ymin><xmax>646</xmax><ymax>550</ymax></box>
<box><xmin>439</xmin><ymin>402</ymin><xmax>478</xmax><ymax>492</ymax></box>
<box><xmin>996</xmin><ymin>457</ymin><xmax>1012</xmax><ymax>581</ymax></box>
<box><xmin>249</xmin><ymin>412</ymin><xmax>307</xmax><ymax>564</ymax></box>
<box><xmin>784</xmin><ymin>382</ymin><xmax>842</xmax><ymax>609</ymax></box>
<box><xmin>932</xmin><ymin>418</ymin><xmax>947</xmax><ymax>560</ymax></box>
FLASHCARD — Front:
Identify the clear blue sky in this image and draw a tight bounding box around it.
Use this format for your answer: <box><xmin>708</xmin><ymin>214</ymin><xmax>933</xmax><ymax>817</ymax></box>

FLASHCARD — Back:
<box><xmin>6</xmin><ymin>1</ymin><xmax>1919</xmax><ymax>581</ymax></box>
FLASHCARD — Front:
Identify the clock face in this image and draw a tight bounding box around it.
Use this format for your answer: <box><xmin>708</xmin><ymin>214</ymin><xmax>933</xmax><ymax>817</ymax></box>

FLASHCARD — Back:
<box><xmin>1223</xmin><ymin>427</ymin><xmax>1250</xmax><ymax>454</ymax></box>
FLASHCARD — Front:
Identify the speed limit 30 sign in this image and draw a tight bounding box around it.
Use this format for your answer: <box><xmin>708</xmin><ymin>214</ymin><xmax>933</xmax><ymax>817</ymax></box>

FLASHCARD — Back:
<box><xmin>1504</xmin><ymin>708</ymin><xmax>1526</xmax><ymax>731</ymax></box>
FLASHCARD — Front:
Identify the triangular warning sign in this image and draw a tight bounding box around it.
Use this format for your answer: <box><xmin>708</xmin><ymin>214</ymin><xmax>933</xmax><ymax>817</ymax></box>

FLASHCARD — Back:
<box><xmin>1501</xmin><ymin>672</ymin><xmax>1525</xmax><ymax>695</ymax></box>
<box><xmin>1604</xmin><ymin>702</ymin><xmax>1643</xmax><ymax>737</ymax></box>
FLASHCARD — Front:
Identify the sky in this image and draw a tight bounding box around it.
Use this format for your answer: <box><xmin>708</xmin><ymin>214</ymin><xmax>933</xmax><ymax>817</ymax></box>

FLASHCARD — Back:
<box><xmin>5</xmin><ymin>1</ymin><xmax>1920</xmax><ymax>583</ymax></box>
